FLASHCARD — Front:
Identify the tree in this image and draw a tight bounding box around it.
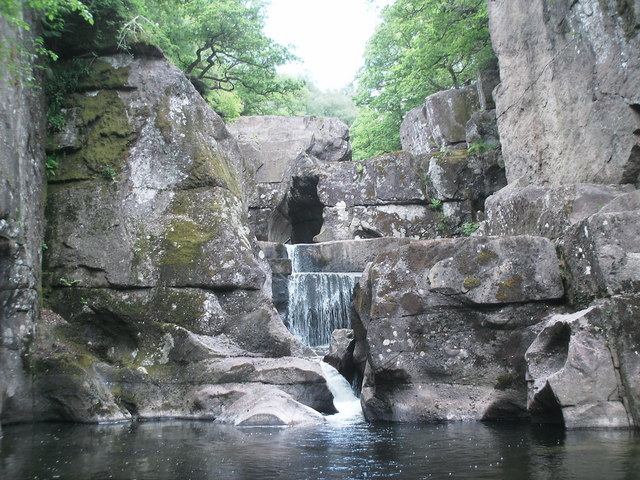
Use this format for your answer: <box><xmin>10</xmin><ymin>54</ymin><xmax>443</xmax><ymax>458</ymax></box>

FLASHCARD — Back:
<box><xmin>351</xmin><ymin>0</ymin><xmax>494</xmax><ymax>159</ymax></box>
<box><xmin>0</xmin><ymin>0</ymin><xmax>93</xmax><ymax>85</ymax></box>
<box><xmin>125</xmin><ymin>0</ymin><xmax>303</xmax><ymax>117</ymax></box>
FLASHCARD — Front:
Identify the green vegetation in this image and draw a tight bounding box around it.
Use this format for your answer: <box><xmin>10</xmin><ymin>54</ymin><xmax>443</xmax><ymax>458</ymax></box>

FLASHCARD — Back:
<box><xmin>101</xmin><ymin>164</ymin><xmax>117</xmax><ymax>181</ymax></box>
<box><xmin>0</xmin><ymin>0</ymin><xmax>93</xmax><ymax>86</ymax></box>
<box><xmin>59</xmin><ymin>277</ymin><xmax>82</xmax><ymax>286</ymax></box>
<box><xmin>45</xmin><ymin>153</ymin><xmax>59</xmax><ymax>176</ymax></box>
<box><xmin>3</xmin><ymin>0</ymin><xmax>495</xmax><ymax>162</ymax></box>
<box><xmin>429</xmin><ymin>198</ymin><xmax>443</xmax><ymax>211</ymax></box>
<box><xmin>121</xmin><ymin>0</ymin><xmax>302</xmax><ymax>117</ymax></box>
<box><xmin>468</xmin><ymin>140</ymin><xmax>500</xmax><ymax>155</ymax></box>
<box><xmin>460</xmin><ymin>222</ymin><xmax>480</xmax><ymax>236</ymax></box>
<box><xmin>45</xmin><ymin>58</ymin><xmax>91</xmax><ymax>131</ymax></box>
<box><xmin>351</xmin><ymin>0</ymin><xmax>495</xmax><ymax>160</ymax></box>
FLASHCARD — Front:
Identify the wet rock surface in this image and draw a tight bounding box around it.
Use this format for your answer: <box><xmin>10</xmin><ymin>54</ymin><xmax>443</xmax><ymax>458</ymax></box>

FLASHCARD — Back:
<box><xmin>33</xmin><ymin>50</ymin><xmax>332</xmax><ymax>423</ymax></box>
<box><xmin>352</xmin><ymin>236</ymin><xmax>565</xmax><ymax>422</ymax></box>
<box><xmin>525</xmin><ymin>297</ymin><xmax>640</xmax><ymax>428</ymax></box>
<box><xmin>0</xmin><ymin>10</ymin><xmax>47</xmax><ymax>424</ymax></box>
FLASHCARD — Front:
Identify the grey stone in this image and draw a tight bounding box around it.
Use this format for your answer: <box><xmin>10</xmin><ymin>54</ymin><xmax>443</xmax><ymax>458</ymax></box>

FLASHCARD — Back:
<box><xmin>479</xmin><ymin>183</ymin><xmax>637</xmax><ymax>239</ymax></box>
<box><xmin>560</xmin><ymin>210</ymin><xmax>640</xmax><ymax>306</ymax></box>
<box><xmin>352</xmin><ymin>236</ymin><xmax>565</xmax><ymax>422</ymax></box>
<box><xmin>488</xmin><ymin>0</ymin><xmax>640</xmax><ymax>185</ymax></box>
<box><xmin>476</xmin><ymin>62</ymin><xmax>500</xmax><ymax>110</ymax></box>
<box><xmin>425</xmin><ymin>149</ymin><xmax>506</xmax><ymax>208</ymax></box>
<box><xmin>323</xmin><ymin>329</ymin><xmax>356</xmax><ymax>383</ymax></box>
<box><xmin>400</xmin><ymin>105</ymin><xmax>433</xmax><ymax>154</ymax></box>
<box><xmin>286</xmin><ymin>238</ymin><xmax>414</xmax><ymax>273</ymax></box>
<box><xmin>209</xmin><ymin>386</ymin><xmax>327</xmax><ymax>426</ymax></box>
<box><xmin>0</xmin><ymin>10</ymin><xmax>46</xmax><ymax>424</ymax></box>
<box><xmin>229</xmin><ymin>115</ymin><xmax>351</xmax><ymax>184</ymax></box>
<box><xmin>401</xmin><ymin>86</ymin><xmax>480</xmax><ymax>155</ymax></box>
<box><xmin>465</xmin><ymin>109</ymin><xmax>500</xmax><ymax>147</ymax></box>
<box><xmin>525</xmin><ymin>304</ymin><xmax>633</xmax><ymax>428</ymax></box>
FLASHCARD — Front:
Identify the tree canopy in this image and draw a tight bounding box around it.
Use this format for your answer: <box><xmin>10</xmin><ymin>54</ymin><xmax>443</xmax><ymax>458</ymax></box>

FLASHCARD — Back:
<box><xmin>351</xmin><ymin>0</ymin><xmax>494</xmax><ymax>160</ymax></box>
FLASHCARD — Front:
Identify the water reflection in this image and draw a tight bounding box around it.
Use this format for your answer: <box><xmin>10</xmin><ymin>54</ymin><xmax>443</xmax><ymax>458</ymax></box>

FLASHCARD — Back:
<box><xmin>1</xmin><ymin>420</ymin><xmax>639</xmax><ymax>479</ymax></box>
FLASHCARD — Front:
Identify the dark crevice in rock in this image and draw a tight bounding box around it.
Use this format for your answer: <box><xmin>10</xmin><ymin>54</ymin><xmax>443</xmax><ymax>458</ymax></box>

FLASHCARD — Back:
<box><xmin>271</xmin><ymin>175</ymin><xmax>324</xmax><ymax>244</ymax></box>
<box><xmin>288</xmin><ymin>175</ymin><xmax>324</xmax><ymax>244</ymax></box>
<box><xmin>529</xmin><ymin>382</ymin><xmax>566</xmax><ymax>427</ymax></box>
<box><xmin>621</xmin><ymin>144</ymin><xmax>640</xmax><ymax>185</ymax></box>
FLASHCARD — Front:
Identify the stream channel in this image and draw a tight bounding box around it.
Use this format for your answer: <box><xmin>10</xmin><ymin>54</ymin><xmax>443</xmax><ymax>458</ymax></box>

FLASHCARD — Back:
<box><xmin>2</xmin><ymin>245</ymin><xmax>640</xmax><ymax>479</ymax></box>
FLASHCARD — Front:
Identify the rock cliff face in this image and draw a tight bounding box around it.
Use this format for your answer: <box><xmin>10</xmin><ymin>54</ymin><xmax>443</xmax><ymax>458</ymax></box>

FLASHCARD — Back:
<box><xmin>0</xmin><ymin>11</ymin><xmax>47</xmax><ymax>424</ymax></box>
<box><xmin>488</xmin><ymin>0</ymin><xmax>640</xmax><ymax>185</ymax></box>
<box><xmin>346</xmin><ymin>1</ymin><xmax>640</xmax><ymax>429</ymax></box>
<box><xmin>228</xmin><ymin>115</ymin><xmax>351</xmax><ymax>242</ymax></box>
<box><xmin>16</xmin><ymin>48</ymin><xmax>333</xmax><ymax>425</ymax></box>
<box><xmin>353</xmin><ymin>236</ymin><xmax>565</xmax><ymax>422</ymax></box>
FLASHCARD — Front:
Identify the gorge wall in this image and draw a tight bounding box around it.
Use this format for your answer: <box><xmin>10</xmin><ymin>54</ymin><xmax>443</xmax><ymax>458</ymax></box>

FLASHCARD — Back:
<box><xmin>0</xmin><ymin>13</ymin><xmax>335</xmax><ymax>424</ymax></box>
<box><xmin>346</xmin><ymin>0</ymin><xmax>640</xmax><ymax>428</ymax></box>
<box><xmin>0</xmin><ymin>9</ymin><xmax>47</xmax><ymax>425</ymax></box>
<box><xmin>1</xmin><ymin>0</ymin><xmax>639</xmax><ymax>431</ymax></box>
<box><xmin>488</xmin><ymin>0</ymin><xmax>640</xmax><ymax>185</ymax></box>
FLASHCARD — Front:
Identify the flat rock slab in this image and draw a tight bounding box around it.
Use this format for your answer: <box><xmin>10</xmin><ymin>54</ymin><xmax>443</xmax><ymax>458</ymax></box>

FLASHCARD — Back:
<box><xmin>194</xmin><ymin>384</ymin><xmax>327</xmax><ymax>426</ymax></box>
<box><xmin>365</xmin><ymin>236</ymin><xmax>564</xmax><ymax>320</ymax></box>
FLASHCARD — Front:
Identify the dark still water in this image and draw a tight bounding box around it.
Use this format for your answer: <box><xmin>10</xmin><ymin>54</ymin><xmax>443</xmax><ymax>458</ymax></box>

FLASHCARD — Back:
<box><xmin>1</xmin><ymin>420</ymin><xmax>639</xmax><ymax>480</ymax></box>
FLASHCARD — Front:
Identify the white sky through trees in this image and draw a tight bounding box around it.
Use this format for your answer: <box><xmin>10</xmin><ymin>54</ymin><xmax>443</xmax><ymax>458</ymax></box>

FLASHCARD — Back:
<box><xmin>264</xmin><ymin>0</ymin><xmax>388</xmax><ymax>91</ymax></box>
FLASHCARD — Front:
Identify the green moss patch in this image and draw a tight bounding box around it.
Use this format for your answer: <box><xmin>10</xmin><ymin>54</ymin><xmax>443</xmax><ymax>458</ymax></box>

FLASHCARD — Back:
<box><xmin>162</xmin><ymin>218</ymin><xmax>213</xmax><ymax>267</ymax></box>
<box><xmin>54</xmin><ymin>90</ymin><xmax>136</xmax><ymax>181</ymax></box>
<box><xmin>463</xmin><ymin>276</ymin><xmax>482</xmax><ymax>290</ymax></box>
<box><xmin>76</xmin><ymin>60</ymin><xmax>131</xmax><ymax>90</ymax></box>
<box><xmin>478</xmin><ymin>249</ymin><xmax>498</xmax><ymax>265</ymax></box>
<box><xmin>496</xmin><ymin>274</ymin><xmax>523</xmax><ymax>302</ymax></box>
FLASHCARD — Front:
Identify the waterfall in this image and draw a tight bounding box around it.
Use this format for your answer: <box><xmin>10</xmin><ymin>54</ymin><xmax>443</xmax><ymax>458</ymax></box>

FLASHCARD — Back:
<box><xmin>320</xmin><ymin>361</ymin><xmax>364</xmax><ymax>424</ymax></box>
<box><xmin>285</xmin><ymin>244</ymin><xmax>358</xmax><ymax>347</ymax></box>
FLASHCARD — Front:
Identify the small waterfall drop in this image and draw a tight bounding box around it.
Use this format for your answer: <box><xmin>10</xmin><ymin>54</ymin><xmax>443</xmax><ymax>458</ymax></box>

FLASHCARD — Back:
<box><xmin>285</xmin><ymin>244</ymin><xmax>358</xmax><ymax>347</ymax></box>
<box><xmin>320</xmin><ymin>361</ymin><xmax>364</xmax><ymax>424</ymax></box>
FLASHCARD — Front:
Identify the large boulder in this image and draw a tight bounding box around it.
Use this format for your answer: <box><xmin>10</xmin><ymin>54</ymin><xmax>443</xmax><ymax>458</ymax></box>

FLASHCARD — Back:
<box><xmin>525</xmin><ymin>297</ymin><xmax>640</xmax><ymax>429</ymax></box>
<box><xmin>0</xmin><ymin>10</ymin><xmax>47</xmax><ymax>424</ymax></box>
<box><xmin>206</xmin><ymin>385</ymin><xmax>327</xmax><ymax>426</ymax></box>
<box><xmin>560</xmin><ymin>210</ymin><xmax>640</xmax><ymax>306</ymax></box>
<box><xmin>400</xmin><ymin>85</ymin><xmax>480</xmax><ymax>154</ymax></box>
<box><xmin>477</xmin><ymin>184</ymin><xmax>640</xmax><ymax>308</ymax></box>
<box><xmin>229</xmin><ymin>115</ymin><xmax>351</xmax><ymax>184</ymax></box>
<box><xmin>353</xmin><ymin>236</ymin><xmax>565</xmax><ymax>422</ymax></box>
<box><xmin>488</xmin><ymin>0</ymin><xmax>640</xmax><ymax>185</ymax></box>
<box><xmin>479</xmin><ymin>183</ymin><xmax>638</xmax><ymax>239</ymax></box>
<box><xmin>34</xmin><ymin>49</ymin><xmax>333</xmax><ymax>423</ymax></box>
<box><xmin>284</xmin><ymin>150</ymin><xmax>504</xmax><ymax>243</ymax></box>
<box><xmin>228</xmin><ymin>116</ymin><xmax>351</xmax><ymax>241</ymax></box>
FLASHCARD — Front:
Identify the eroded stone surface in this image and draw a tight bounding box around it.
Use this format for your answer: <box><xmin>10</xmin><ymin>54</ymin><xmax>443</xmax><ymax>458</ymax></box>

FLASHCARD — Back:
<box><xmin>352</xmin><ymin>236</ymin><xmax>565</xmax><ymax>422</ymax></box>
<box><xmin>488</xmin><ymin>0</ymin><xmax>640</xmax><ymax>185</ymax></box>
<box><xmin>525</xmin><ymin>301</ymin><xmax>638</xmax><ymax>429</ymax></box>
<box><xmin>32</xmin><ymin>51</ymin><xmax>331</xmax><ymax>423</ymax></box>
<box><xmin>0</xmin><ymin>10</ymin><xmax>47</xmax><ymax>424</ymax></box>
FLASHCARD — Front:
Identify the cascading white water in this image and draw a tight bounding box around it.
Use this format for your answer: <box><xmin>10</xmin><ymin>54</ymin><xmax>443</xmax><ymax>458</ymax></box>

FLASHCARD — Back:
<box><xmin>320</xmin><ymin>361</ymin><xmax>364</xmax><ymax>424</ymax></box>
<box><xmin>285</xmin><ymin>244</ymin><xmax>358</xmax><ymax>347</ymax></box>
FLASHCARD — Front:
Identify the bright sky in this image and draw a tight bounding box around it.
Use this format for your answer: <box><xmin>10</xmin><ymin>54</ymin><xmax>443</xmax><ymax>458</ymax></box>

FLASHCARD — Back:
<box><xmin>264</xmin><ymin>0</ymin><xmax>386</xmax><ymax>91</ymax></box>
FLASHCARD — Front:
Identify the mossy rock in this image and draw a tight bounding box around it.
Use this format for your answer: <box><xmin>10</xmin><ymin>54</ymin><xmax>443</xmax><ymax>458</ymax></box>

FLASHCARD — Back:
<box><xmin>53</xmin><ymin>90</ymin><xmax>136</xmax><ymax>181</ymax></box>
<box><xmin>495</xmin><ymin>275</ymin><xmax>524</xmax><ymax>302</ymax></box>
<box><xmin>161</xmin><ymin>218</ymin><xmax>214</xmax><ymax>268</ymax></box>
<box><xmin>463</xmin><ymin>276</ymin><xmax>482</xmax><ymax>290</ymax></box>
<box><xmin>76</xmin><ymin>60</ymin><xmax>132</xmax><ymax>90</ymax></box>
